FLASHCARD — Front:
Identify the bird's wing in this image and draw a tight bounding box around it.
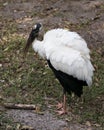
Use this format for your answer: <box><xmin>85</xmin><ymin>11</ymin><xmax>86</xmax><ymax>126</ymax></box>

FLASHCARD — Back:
<box><xmin>45</xmin><ymin>46</ymin><xmax>94</xmax><ymax>86</ymax></box>
<box><xmin>44</xmin><ymin>29</ymin><xmax>90</xmax><ymax>58</ymax></box>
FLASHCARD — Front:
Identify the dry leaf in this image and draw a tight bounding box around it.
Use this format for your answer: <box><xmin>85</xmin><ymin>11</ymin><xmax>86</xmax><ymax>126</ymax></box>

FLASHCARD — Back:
<box><xmin>86</xmin><ymin>121</ymin><xmax>91</xmax><ymax>127</ymax></box>
<box><xmin>94</xmin><ymin>123</ymin><xmax>101</xmax><ymax>127</ymax></box>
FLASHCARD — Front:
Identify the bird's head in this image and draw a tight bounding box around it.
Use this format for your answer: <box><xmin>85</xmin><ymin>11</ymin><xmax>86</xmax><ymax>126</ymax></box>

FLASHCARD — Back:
<box><xmin>24</xmin><ymin>23</ymin><xmax>42</xmax><ymax>55</ymax></box>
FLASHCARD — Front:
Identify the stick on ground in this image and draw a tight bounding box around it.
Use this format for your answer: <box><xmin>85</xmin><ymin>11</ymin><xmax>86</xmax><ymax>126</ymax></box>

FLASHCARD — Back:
<box><xmin>4</xmin><ymin>103</ymin><xmax>36</xmax><ymax>110</ymax></box>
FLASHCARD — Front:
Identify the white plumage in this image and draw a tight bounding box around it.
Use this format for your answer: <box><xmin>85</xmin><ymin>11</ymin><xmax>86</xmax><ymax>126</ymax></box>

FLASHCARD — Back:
<box><xmin>32</xmin><ymin>28</ymin><xmax>94</xmax><ymax>86</ymax></box>
<box><xmin>24</xmin><ymin>24</ymin><xmax>95</xmax><ymax>114</ymax></box>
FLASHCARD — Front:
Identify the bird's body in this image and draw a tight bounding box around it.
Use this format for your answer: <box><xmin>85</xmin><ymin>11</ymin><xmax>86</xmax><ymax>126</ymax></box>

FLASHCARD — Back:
<box><xmin>32</xmin><ymin>29</ymin><xmax>94</xmax><ymax>94</ymax></box>
<box><xmin>25</xmin><ymin>24</ymin><xmax>94</xmax><ymax>114</ymax></box>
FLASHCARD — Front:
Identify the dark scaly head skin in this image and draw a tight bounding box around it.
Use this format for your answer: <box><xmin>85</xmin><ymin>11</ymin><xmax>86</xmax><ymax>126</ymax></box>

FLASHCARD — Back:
<box><xmin>24</xmin><ymin>23</ymin><xmax>42</xmax><ymax>55</ymax></box>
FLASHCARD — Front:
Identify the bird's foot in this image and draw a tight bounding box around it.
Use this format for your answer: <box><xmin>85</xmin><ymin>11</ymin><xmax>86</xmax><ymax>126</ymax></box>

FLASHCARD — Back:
<box><xmin>57</xmin><ymin>108</ymin><xmax>67</xmax><ymax>115</ymax></box>
<box><xmin>56</xmin><ymin>102</ymin><xmax>63</xmax><ymax>110</ymax></box>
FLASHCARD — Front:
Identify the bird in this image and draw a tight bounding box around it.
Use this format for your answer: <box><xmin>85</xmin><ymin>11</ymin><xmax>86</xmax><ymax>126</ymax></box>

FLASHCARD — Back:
<box><xmin>24</xmin><ymin>23</ymin><xmax>94</xmax><ymax>115</ymax></box>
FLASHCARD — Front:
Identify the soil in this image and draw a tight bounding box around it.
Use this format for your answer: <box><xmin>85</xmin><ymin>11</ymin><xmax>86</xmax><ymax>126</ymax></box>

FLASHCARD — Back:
<box><xmin>0</xmin><ymin>0</ymin><xmax>104</xmax><ymax>130</ymax></box>
<box><xmin>6</xmin><ymin>109</ymin><xmax>94</xmax><ymax>130</ymax></box>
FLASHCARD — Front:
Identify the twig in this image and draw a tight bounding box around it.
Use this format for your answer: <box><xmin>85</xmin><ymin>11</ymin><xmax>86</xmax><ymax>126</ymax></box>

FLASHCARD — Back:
<box><xmin>4</xmin><ymin>103</ymin><xmax>36</xmax><ymax>110</ymax></box>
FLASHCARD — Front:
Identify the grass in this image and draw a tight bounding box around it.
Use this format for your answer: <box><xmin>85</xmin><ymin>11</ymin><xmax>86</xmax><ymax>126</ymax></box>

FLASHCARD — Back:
<box><xmin>0</xmin><ymin>113</ymin><xmax>19</xmax><ymax>130</ymax></box>
<box><xmin>0</xmin><ymin>17</ymin><xmax>104</xmax><ymax>130</ymax></box>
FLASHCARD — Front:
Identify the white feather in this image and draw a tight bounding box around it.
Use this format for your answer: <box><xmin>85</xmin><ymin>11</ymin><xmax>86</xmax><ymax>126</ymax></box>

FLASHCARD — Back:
<box><xmin>44</xmin><ymin>29</ymin><xmax>90</xmax><ymax>59</ymax></box>
<box><xmin>45</xmin><ymin>45</ymin><xmax>93</xmax><ymax>86</ymax></box>
<box><xmin>32</xmin><ymin>40</ymin><xmax>46</xmax><ymax>59</ymax></box>
<box><xmin>32</xmin><ymin>28</ymin><xmax>94</xmax><ymax>86</ymax></box>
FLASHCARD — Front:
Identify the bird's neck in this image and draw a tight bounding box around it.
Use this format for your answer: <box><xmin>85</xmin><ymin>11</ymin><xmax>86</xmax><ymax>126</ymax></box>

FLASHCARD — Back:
<box><xmin>32</xmin><ymin>38</ymin><xmax>44</xmax><ymax>50</ymax></box>
<box><xmin>32</xmin><ymin>38</ymin><xmax>41</xmax><ymax>45</ymax></box>
<box><xmin>32</xmin><ymin>38</ymin><xmax>45</xmax><ymax>59</ymax></box>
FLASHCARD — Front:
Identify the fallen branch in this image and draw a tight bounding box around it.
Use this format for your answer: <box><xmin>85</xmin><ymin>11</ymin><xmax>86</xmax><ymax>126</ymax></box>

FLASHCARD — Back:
<box><xmin>4</xmin><ymin>103</ymin><xmax>36</xmax><ymax>110</ymax></box>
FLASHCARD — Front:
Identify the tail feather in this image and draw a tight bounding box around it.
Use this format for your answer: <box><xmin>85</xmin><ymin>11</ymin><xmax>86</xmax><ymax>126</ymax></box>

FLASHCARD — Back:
<box><xmin>47</xmin><ymin>60</ymin><xmax>87</xmax><ymax>97</ymax></box>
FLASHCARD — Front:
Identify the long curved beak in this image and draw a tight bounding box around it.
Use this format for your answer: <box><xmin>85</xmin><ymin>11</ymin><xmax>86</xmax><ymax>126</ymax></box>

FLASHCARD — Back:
<box><xmin>24</xmin><ymin>29</ymin><xmax>39</xmax><ymax>56</ymax></box>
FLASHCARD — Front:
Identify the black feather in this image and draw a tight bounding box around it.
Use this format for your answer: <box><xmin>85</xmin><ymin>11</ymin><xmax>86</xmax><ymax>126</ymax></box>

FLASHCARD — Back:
<box><xmin>47</xmin><ymin>60</ymin><xmax>88</xmax><ymax>97</ymax></box>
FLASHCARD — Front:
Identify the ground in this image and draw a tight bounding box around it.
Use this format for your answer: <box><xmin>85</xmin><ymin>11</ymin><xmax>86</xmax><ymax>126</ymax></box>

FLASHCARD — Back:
<box><xmin>0</xmin><ymin>0</ymin><xmax>104</xmax><ymax>130</ymax></box>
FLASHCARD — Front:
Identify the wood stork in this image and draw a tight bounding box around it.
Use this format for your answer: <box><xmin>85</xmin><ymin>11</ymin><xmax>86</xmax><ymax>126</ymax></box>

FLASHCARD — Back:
<box><xmin>24</xmin><ymin>23</ymin><xmax>94</xmax><ymax>115</ymax></box>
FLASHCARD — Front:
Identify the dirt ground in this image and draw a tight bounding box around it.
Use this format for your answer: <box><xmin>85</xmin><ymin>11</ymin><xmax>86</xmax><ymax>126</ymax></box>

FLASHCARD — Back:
<box><xmin>0</xmin><ymin>0</ymin><xmax>104</xmax><ymax>130</ymax></box>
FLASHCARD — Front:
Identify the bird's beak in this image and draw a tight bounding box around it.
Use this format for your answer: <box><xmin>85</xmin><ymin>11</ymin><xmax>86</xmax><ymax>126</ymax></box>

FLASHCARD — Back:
<box><xmin>24</xmin><ymin>29</ymin><xmax>39</xmax><ymax>56</ymax></box>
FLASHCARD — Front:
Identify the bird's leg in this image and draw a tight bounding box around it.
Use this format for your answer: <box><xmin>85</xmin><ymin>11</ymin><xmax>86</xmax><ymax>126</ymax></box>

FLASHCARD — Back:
<box><xmin>57</xmin><ymin>90</ymin><xmax>67</xmax><ymax>115</ymax></box>
<box><xmin>63</xmin><ymin>92</ymin><xmax>67</xmax><ymax>112</ymax></box>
